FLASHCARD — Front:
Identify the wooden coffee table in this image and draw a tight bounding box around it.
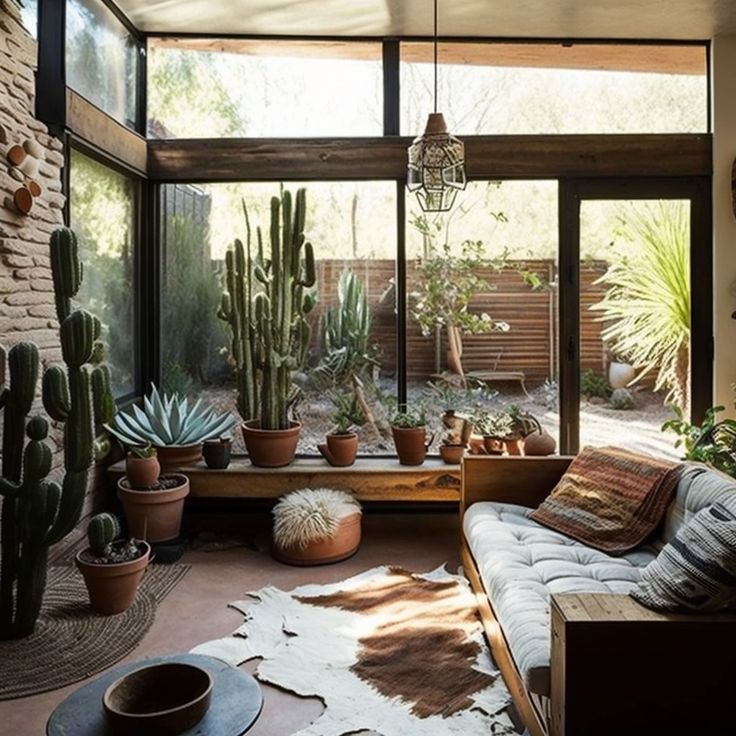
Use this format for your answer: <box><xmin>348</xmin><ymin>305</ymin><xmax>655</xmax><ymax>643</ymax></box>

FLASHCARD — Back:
<box><xmin>47</xmin><ymin>653</ymin><xmax>262</xmax><ymax>736</ymax></box>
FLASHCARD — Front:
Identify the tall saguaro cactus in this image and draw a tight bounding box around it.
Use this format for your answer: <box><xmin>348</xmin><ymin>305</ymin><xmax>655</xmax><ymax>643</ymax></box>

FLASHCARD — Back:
<box><xmin>0</xmin><ymin>227</ymin><xmax>112</xmax><ymax>639</ymax></box>
<box><xmin>219</xmin><ymin>188</ymin><xmax>316</xmax><ymax>430</ymax></box>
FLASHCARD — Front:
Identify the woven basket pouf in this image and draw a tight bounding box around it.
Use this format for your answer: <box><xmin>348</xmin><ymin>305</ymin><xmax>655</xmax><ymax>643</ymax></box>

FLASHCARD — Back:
<box><xmin>271</xmin><ymin>488</ymin><xmax>362</xmax><ymax>566</ymax></box>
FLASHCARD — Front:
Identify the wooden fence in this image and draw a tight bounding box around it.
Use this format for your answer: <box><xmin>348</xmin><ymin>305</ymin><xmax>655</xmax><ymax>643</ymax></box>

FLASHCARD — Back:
<box><xmin>309</xmin><ymin>258</ymin><xmax>610</xmax><ymax>386</ymax></box>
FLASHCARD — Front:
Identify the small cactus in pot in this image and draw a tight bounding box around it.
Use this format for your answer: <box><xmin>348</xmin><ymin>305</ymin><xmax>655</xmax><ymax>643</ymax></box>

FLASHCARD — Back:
<box><xmin>75</xmin><ymin>513</ymin><xmax>150</xmax><ymax>615</ymax></box>
<box><xmin>125</xmin><ymin>443</ymin><xmax>160</xmax><ymax>489</ymax></box>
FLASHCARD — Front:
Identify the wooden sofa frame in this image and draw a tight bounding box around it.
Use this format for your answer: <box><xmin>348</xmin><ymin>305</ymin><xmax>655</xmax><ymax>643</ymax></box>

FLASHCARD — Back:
<box><xmin>461</xmin><ymin>455</ymin><xmax>736</xmax><ymax>736</ymax></box>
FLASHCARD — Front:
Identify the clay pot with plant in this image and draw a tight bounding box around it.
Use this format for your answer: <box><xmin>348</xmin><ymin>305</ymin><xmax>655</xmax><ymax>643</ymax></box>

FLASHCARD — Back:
<box><xmin>217</xmin><ymin>188</ymin><xmax>317</xmax><ymax>467</ymax></box>
<box><xmin>125</xmin><ymin>443</ymin><xmax>160</xmax><ymax>488</ymax></box>
<box><xmin>75</xmin><ymin>513</ymin><xmax>150</xmax><ymax>615</ymax></box>
<box><xmin>438</xmin><ymin>408</ymin><xmax>471</xmax><ymax>464</ymax></box>
<box><xmin>319</xmin><ymin>392</ymin><xmax>363</xmax><ymax>467</ymax></box>
<box><xmin>391</xmin><ymin>409</ymin><xmax>434</xmax><ymax>466</ymax></box>
<box><xmin>471</xmin><ymin>410</ymin><xmax>513</xmax><ymax>455</ymax></box>
<box><xmin>106</xmin><ymin>384</ymin><xmax>237</xmax><ymax>470</ymax></box>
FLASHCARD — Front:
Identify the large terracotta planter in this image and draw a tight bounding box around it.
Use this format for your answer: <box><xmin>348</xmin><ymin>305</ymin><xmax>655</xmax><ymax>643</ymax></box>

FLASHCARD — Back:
<box><xmin>154</xmin><ymin>443</ymin><xmax>203</xmax><ymax>469</ymax></box>
<box><xmin>125</xmin><ymin>454</ymin><xmax>161</xmax><ymax>488</ymax></box>
<box><xmin>318</xmin><ymin>432</ymin><xmax>358</xmax><ymax>467</ymax></box>
<box><xmin>117</xmin><ymin>474</ymin><xmax>190</xmax><ymax>543</ymax></box>
<box><xmin>392</xmin><ymin>426</ymin><xmax>434</xmax><ymax>466</ymax></box>
<box><xmin>75</xmin><ymin>542</ymin><xmax>151</xmax><ymax>615</ymax></box>
<box><xmin>242</xmin><ymin>420</ymin><xmax>301</xmax><ymax>467</ymax></box>
<box><xmin>272</xmin><ymin>512</ymin><xmax>362</xmax><ymax>566</ymax></box>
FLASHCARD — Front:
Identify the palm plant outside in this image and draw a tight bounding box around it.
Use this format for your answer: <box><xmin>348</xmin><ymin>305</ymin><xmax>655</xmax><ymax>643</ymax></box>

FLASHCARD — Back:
<box><xmin>592</xmin><ymin>201</ymin><xmax>690</xmax><ymax>412</ymax></box>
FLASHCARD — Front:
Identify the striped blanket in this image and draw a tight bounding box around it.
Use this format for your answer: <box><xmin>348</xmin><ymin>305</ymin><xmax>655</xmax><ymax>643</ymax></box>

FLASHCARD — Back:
<box><xmin>530</xmin><ymin>446</ymin><xmax>681</xmax><ymax>554</ymax></box>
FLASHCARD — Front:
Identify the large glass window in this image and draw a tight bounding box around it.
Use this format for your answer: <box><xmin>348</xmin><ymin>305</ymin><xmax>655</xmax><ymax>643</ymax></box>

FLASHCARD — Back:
<box><xmin>160</xmin><ymin>181</ymin><xmax>396</xmax><ymax>455</ymax></box>
<box><xmin>69</xmin><ymin>149</ymin><xmax>137</xmax><ymax>397</ymax></box>
<box><xmin>148</xmin><ymin>39</ymin><xmax>383</xmax><ymax>138</ymax></box>
<box><xmin>406</xmin><ymin>180</ymin><xmax>559</xmax><ymax>447</ymax></box>
<box><xmin>66</xmin><ymin>0</ymin><xmax>140</xmax><ymax>129</ymax></box>
<box><xmin>401</xmin><ymin>42</ymin><xmax>708</xmax><ymax>135</ymax></box>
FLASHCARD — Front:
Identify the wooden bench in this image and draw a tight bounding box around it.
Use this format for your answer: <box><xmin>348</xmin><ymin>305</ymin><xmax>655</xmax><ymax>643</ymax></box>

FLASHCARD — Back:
<box><xmin>465</xmin><ymin>369</ymin><xmax>531</xmax><ymax>397</ymax></box>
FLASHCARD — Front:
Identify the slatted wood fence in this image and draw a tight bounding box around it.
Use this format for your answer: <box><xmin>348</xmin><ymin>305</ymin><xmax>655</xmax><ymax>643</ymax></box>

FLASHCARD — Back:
<box><xmin>310</xmin><ymin>259</ymin><xmax>610</xmax><ymax>386</ymax></box>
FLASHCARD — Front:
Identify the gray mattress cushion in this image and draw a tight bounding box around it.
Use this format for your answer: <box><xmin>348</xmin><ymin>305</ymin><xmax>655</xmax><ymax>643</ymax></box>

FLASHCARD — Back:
<box><xmin>464</xmin><ymin>501</ymin><xmax>657</xmax><ymax>696</ymax></box>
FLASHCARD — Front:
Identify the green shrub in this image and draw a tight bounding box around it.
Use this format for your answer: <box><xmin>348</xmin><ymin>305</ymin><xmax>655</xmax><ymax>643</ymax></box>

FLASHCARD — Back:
<box><xmin>581</xmin><ymin>369</ymin><xmax>612</xmax><ymax>399</ymax></box>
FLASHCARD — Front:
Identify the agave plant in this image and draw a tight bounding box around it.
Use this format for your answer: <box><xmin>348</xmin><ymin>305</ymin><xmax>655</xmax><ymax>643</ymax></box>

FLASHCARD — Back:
<box><xmin>591</xmin><ymin>201</ymin><xmax>690</xmax><ymax>410</ymax></box>
<box><xmin>105</xmin><ymin>384</ymin><xmax>237</xmax><ymax>448</ymax></box>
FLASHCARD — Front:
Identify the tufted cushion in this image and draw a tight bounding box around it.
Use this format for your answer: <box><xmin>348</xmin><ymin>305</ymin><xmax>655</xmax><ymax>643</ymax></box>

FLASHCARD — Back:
<box><xmin>464</xmin><ymin>501</ymin><xmax>657</xmax><ymax>696</ymax></box>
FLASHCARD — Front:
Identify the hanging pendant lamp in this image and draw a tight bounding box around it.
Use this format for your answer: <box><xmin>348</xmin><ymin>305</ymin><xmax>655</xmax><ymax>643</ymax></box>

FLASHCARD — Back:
<box><xmin>407</xmin><ymin>0</ymin><xmax>467</xmax><ymax>212</ymax></box>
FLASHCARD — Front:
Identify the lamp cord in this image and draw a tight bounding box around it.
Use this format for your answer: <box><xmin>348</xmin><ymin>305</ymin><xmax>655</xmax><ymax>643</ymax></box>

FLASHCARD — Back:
<box><xmin>433</xmin><ymin>0</ymin><xmax>438</xmax><ymax>113</ymax></box>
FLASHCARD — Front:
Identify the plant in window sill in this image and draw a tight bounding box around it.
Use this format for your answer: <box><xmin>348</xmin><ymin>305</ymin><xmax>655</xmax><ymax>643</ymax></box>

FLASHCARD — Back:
<box><xmin>318</xmin><ymin>392</ymin><xmax>364</xmax><ymax>468</ymax></box>
<box><xmin>662</xmin><ymin>404</ymin><xmax>736</xmax><ymax>478</ymax></box>
<box><xmin>390</xmin><ymin>408</ymin><xmax>434</xmax><ymax>466</ymax></box>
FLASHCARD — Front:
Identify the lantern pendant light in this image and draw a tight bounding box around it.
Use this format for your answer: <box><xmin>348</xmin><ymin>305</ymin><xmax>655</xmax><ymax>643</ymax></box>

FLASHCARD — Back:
<box><xmin>407</xmin><ymin>0</ymin><xmax>467</xmax><ymax>212</ymax></box>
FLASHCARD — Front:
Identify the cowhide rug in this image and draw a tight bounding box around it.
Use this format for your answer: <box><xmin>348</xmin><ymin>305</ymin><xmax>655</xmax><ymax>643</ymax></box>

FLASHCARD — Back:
<box><xmin>192</xmin><ymin>566</ymin><xmax>516</xmax><ymax>735</ymax></box>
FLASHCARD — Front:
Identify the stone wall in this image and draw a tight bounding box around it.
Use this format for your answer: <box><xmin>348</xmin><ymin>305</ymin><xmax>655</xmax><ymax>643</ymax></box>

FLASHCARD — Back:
<box><xmin>0</xmin><ymin>0</ymin><xmax>108</xmax><ymax>561</ymax></box>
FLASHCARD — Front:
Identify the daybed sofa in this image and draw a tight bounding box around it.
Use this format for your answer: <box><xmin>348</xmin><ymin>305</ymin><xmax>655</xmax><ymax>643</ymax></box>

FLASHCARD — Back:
<box><xmin>461</xmin><ymin>455</ymin><xmax>736</xmax><ymax>736</ymax></box>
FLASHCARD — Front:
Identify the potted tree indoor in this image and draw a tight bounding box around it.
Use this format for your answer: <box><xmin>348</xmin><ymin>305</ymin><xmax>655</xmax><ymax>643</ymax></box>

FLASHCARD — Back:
<box><xmin>391</xmin><ymin>408</ymin><xmax>434</xmax><ymax>466</ymax></box>
<box><xmin>218</xmin><ymin>188</ymin><xmax>317</xmax><ymax>467</ymax></box>
<box><xmin>318</xmin><ymin>392</ymin><xmax>363</xmax><ymax>467</ymax></box>
<box><xmin>76</xmin><ymin>513</ymin><xmax>150</xmax><ymax>615</ymax></box>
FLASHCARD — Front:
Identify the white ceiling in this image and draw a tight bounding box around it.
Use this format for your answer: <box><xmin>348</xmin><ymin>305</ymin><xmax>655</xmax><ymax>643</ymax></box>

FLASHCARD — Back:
<box><xmin>115</xmin><ymin>0</ymin><xmax>736</xmax><ymax>39</ymax></box>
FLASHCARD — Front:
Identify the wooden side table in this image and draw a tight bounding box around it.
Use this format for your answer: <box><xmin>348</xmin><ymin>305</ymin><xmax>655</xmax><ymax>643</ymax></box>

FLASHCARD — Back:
<box><xmin>47</xmin><ymin>653</ymin><xmax>262</xmax><ymax>736</ymax></box>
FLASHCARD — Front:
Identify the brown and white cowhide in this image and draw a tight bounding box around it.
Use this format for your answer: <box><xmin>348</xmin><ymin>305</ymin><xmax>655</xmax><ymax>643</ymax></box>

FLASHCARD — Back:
<box><xmin>192</xmin><ymin>566</ymin><xmax>516</xmax><ymax>735</ymax></box>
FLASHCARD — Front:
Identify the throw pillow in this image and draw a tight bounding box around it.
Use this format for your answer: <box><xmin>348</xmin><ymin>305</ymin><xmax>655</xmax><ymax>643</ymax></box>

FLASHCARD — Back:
<box><xmin>630</xmin><ymin>502</ymin><xmax>736</xmax><ymax>612</ymax></box>
<box><xmin>529</xmin><ymin>446</ymin><xmax>680</xmax><ymax>554</ymax></box>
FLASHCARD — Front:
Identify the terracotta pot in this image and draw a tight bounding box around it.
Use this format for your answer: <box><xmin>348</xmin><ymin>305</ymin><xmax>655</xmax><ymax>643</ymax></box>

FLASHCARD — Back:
<box><xmin>117</xmin><ymin>474</ymin><xmax>190</xmax><ymax>543</ymax></box>
<box><xmin>504</xmin><ymin>437</ymin><xmax>524</xmax><ymax>456</ymax></box>
<box><xmin>75</xmin><ymin>542</ymin><xmax>150</xmax><ymax>615</ymax></box>
<box><xmin>482</xmin><ymin>436</ymin><xmax>504</xmax><ymax>455</ymax></box>
<box><xmin>154</xmin><ymin>443</ymin><xmax>203</xmax><ymax>469</ymax></box>
<box><xmin>125</xmin><ymin>454</ymin><xmax>161</xmax><ymax>489</ymax></box>
<box><xmin>202</xmin><ymin>438</ymin><xmax>231</xmax><ymax>469</ymax></box>
<box><xmin>392</xmin><ymin>426</ymin><xmax>434</xmax><ymax>466</ymax></box>
<box><xmin>273</xmin><ymin>512</ymin><xmax>361</xmax><ymax>566</ymax></box>
<box><xmin>439</xmin><ymin>445</ymin><xmax>465</xmax><ymax>464</ymax></box>
<box><xmin>523</xmin><ymin>429</ymin><xmax>557</xmax><ymax>456</ymax></box>
<box><xmin>242</xmin><ymin>420</ymin><xmax>301</xmax><ymax>467</ymax></box>
<box><xmin>318</xmin><ymin>432</ymin><xmax>358</xmax><ymax>467</ymax></box>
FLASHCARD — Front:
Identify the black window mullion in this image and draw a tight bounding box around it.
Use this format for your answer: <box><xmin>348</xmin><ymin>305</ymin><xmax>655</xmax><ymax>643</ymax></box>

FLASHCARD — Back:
<box><xmin>36</xmin><ymin>0</ymin><xmax>66</xmax><ymax>135</ymax></box>
<box><xmin>139</xmin><ymin>181</ymin><xmax>161</xmax><ymax>394</ymax></box>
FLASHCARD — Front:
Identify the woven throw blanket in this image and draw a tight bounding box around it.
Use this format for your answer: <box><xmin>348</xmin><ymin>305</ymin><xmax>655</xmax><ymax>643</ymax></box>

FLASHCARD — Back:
<box><xmin>529</xmin><ymin>446</ymin><xmax>681</xmax><ymax>554</ymax></box>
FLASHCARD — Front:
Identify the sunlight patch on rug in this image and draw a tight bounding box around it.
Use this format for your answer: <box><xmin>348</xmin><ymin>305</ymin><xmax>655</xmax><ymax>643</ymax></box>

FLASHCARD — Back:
<box><xmin>192</xmin><ymin>566</ymin><xmax>515</xmax><ymax>735</ymax></box>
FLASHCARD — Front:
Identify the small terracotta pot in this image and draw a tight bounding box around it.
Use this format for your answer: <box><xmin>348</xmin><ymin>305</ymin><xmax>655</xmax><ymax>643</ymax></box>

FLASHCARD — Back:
<box><xmin>117</xmin><ymin>474</ymin><xmax>190</xmax><ymax>543</ymax></box>
<box><xmin>482</xmin><ymin>436</ymin><xmax>504</xmax><ymax>455</ymax></box>
<box><xmin>439</xmin><ymin>444</ymin><xmax>465</xmax><ymax>464</ymax></box>
<box><xmin>319</xmin><ymin>432</ymin><xmax>358</xmax><ymax>467</ymax></box>
<box><xmin>392</xmin><ymin>426</ymin><xmax>434</xmax><ymax>466</ymax></box>
<box><xmin>202</xmin><ymin>438</ymin><xmax>231</xmax><ymax>469</ymax></box>
<box><xmin>75</xmin><ymin>542</ymin><xmax>150</xmax><ymax>615</ymax></box>
<box><xmin>242</xmin><ymin>420</ymin><xmax>301</xmax><ymax>467</ymax></box>
<box><xmin>273</xmin><ymin>512</ymin><xmax>362</xmax><ymax>566</ymax></box>
<box><xmin>154</xmin><ymin>443</ymin><xmax>203</xmax><ymax>469</ymax></box>
<box><xmin>125</xmin><ymin>454</ymin><xmax>161</xmax><ymax>488</ymax></box>
<box><xmin>504</xmin><ymin>437</ymin><xmax>524</xmax><ymax>456</ymax></box>
<box><xmin>523</xmin><ymin>429</ymin><xmax>557</xmax><ymax>456</ymax></box>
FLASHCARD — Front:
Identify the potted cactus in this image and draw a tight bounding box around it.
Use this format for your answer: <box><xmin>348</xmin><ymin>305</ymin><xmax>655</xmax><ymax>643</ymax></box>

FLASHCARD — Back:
<box><xmin>218</xmin><ymin>188</ymin><xmax>316</xmax><ymax>467</ymax></box>
<box><xmin>75</xmin><ymin>513</ymin><xmax>150</xmax><ymax>615</ymax></box>
<box><xmin>318</xmin><ymin>392</ymin><xmax>363</xmax><ymax>467</ymax></box>
<box><xmin>105</xmin><ymin>384</ymin><xmax>237</xmax><ymax>469</ymax></box>
<box><xmin>125</xmin><ymin>443</ymin><xmax>160</xmax><ymax>488</ymax></box>
<box><xmin>0</xmin><ymin>227</ymin><xmax>115</xmax><ymax>639</ymax></box>
<box><xmin>391</xmin><ymin>409</ymin><xmax>434</xmax><ymax>466</ymax></box>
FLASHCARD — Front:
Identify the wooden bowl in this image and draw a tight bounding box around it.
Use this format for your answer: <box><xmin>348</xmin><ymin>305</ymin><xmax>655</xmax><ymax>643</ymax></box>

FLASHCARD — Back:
<box><xmin>103</xmin><ymin>662</ymin><xmax>213</xmax><ymax>735</ymax></box>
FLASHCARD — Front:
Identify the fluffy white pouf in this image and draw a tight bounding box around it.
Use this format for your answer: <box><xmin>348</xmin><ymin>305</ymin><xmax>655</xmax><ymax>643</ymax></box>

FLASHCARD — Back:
<box><xmin>273</xmin><ymin>488</ymin><xmax>361</xmax><ymax>550</ymax></box>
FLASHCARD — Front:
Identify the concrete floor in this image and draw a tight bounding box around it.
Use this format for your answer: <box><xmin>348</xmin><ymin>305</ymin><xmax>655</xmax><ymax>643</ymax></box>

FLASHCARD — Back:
<box><xmin>1</xmin><ymin>511</ymin><xmax>462</xmax><ymax>736</ymax></box>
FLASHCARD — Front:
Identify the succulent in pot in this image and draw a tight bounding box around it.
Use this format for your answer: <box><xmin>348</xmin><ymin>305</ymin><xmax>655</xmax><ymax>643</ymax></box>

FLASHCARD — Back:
<box><xmin>75</xmin><ymin>513</ymin><xmax>150</xmax><ymax>615</ymax></box>
<box><xmin>391</xmin><ymin>408</ymin><xmax>434</xmax><ymax>466</ymax></box>
<box><xmin>105</xmin><ymin>384</ymin><xmax>237</xmax><ymax>468</ymax></box>
<box><xmin>125</xmin><ymin>442</ymin><xmax>160</xmax><ymax>488</ymax></box>
<box><xmin>470</xmin><ymin>410</ymin><xmax>513</xmax><ymax>455</ymax></box>
<box><xmin>318</xmin><ymin>392</ymin><xmax>363</xmax><ymax>467</ymax></box>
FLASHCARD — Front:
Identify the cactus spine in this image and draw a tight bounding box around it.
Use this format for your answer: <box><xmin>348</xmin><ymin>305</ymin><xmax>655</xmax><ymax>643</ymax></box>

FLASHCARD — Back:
<box><xmin>0</xmin><ymin>227</ymin><xmax>114</xmax><ymax>639</ymax></box>
<box><xmin>218</xmin><ymin>188</ymin><xmax>316</xmax><ymax>430</ymax></box>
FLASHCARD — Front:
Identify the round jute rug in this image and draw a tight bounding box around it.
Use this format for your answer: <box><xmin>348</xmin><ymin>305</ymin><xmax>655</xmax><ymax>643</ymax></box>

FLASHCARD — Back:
<box><xmin>0</xmin><ymin>564</ymin><xmax>189</xmax><ymax>700</ymax></box>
